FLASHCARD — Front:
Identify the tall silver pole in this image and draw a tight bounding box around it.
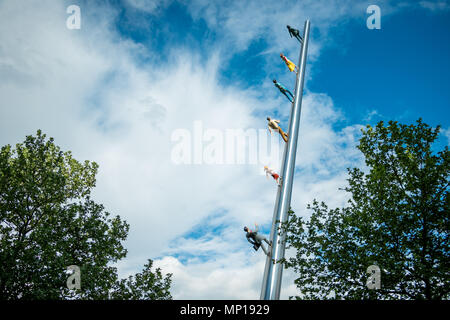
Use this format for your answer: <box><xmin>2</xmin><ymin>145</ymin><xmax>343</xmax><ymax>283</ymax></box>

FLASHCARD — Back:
<box><xmin>260</xmin><ymin>20</ymin><xmax>310</xmax><ymax>300</ymax></box>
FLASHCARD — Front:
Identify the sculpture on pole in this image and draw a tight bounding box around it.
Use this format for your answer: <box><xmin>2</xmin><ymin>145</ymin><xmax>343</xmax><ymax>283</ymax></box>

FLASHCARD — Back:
<box><xmin>273</xmin><ymin>79</ymin><xmax>294</xmax><ymax>103</ymax></box>
<box><xmin>267</xmin><ymin>117</ymin><xmax>288</xmax><ymax>143</ymax></box>
<box><xmin>244</xmin><ymin>224</ymin><xmax>272</xmax><ymax>256</ymax></box>
<box><xmin>260</xmin><ymin>20</ymin><xmax>310</xmax><ymax>300</ymax></box>
<box><xmin>280</xmin><ymin>53</ymin><xmax>298</xmax><ymax>73</ymax></box>
<box><xmin>264</xmin><ymin>166</ymin><xmax>282</xmax><ymax>186</ymax></box>
<box><xmin>287</xmin><ymin>25</ymin><xmax>303</xmax><ymax>43</ymax></box>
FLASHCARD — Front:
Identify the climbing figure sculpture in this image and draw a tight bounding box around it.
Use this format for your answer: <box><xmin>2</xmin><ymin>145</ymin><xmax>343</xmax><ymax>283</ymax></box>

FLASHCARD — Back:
<box><xmin>273</xmin><ymin>79</ymin><xmax>294</xmax><ymax>103</ymax></box>
<box><xmin>244</xmin><ymin>224</ymin><xmax>272</xmax><ymax>256</ymax></box>
<box><xmin>267</xmin><ymin>117</ymin><xmax>288</xmax><ymax>143</ymax></box>
<box><xmin>280</xmin><ymin>53</ymin><xmax>298</xmax><ymax>73</ymax></box>
<box><xmin>287</xmin><ymin>25</ymin><xmax>303</xmax><ymax>43</ymax></box>
<box><xmin>264</xmin><ymin>166</ymin><xmax>281</xmax><ymax>186</ymax></box>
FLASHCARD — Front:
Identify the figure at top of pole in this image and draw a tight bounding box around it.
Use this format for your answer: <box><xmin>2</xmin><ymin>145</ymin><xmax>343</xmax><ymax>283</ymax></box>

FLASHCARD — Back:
<box><xmin>280</xmin><ymin>53</ymin><xmax>298</xmax><ymax>73</ymax></box>
<box><xmin>273</xmin><ymin>79</ymin><xmax>294</xmax><ymax>103</ymax></box>
<box><xmin>244</xmin><ymin>224</ymin><xmax>272</xmax><ymax>256</ymax></box>
<box><xmin>267</xmin><ymin>117</ymin><xmax>288</xmax><ymax>143</ymax></box>
<box><xmin>286</xmin><ymin>25</ymin><xmax>303</xmax><ymax>43</ymax></box>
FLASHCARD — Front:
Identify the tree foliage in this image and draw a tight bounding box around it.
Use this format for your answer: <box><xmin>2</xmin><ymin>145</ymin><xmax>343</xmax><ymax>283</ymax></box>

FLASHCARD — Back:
<box><xmin>0</xmin><ymin>130</ymin><xmax>172</xmax><ymax>299</ymax></box>
<box><xmin>284</xmin><ymin>119</ymin><xmax>449</xmax><ymax>299</ymax></box>
<box><xmin>111</xmin><ymin>259</ymin><xmax>172</xmax><ymax>300</ymax></box>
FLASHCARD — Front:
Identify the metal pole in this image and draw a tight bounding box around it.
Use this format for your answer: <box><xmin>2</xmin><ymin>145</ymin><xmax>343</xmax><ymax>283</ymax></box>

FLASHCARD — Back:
<box><xmin>260</xmin><ymin>20</ymin><xmax>310</xmax><ymax>300</ymax></box>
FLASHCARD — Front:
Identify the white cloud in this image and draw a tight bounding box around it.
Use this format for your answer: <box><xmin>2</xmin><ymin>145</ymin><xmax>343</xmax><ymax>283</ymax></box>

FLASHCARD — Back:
<box><xmin>0</xmin><ymin>0</ymin><xmax>383</xmax><ymax>300</ymax></box>
<box><xmin>419</xmin><ymin>1</ymin><xmax>450</xmax><ymax>12</ymax></box>
<box><xmin>441</xmin><ymin>127</ymin><xmax>450</xmax><ymax>145</ymax></box>
<box><xmin>126</xmin><ymin>0</ymin><xmax>173</xmax><ymax>14</ymax></box>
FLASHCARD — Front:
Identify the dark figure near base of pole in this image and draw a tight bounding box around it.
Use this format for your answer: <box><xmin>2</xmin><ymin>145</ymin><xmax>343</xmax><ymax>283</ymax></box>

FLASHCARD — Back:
<box><xmin>287</xmin><ymin>25</ymin><xmax>303</xmax><ymax>43</ymax></box>
<box><xmin>244</xmin><ymin>225</ymin><xmax>271</xmax><ymax>256</ymax></box>
<box><xmin>273</xmin><ymin>79</ymin><xmax>294</xmax><ymax>103</ymax></box>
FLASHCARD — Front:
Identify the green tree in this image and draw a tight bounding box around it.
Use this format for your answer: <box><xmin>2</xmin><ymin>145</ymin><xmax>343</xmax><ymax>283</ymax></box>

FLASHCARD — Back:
<box><xmin>0</xmin><ymin>130</ymin><xmax>172</xmax><ymax>299</ymax></box>
<box><xmin>284</xmin><ymin>119</ymin><xmax>449</xmax><ymax>300</ymax></box>
<box><xmin>111</xmin><ymin>259</ymin><xmax>172</xmax><ymax>300</ymax></box>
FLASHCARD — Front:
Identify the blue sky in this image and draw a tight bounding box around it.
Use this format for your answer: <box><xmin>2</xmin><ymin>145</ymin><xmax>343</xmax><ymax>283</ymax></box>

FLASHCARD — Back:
<box><xmin>1</xmin><ymin>0</ymin><xmax>449</xmax><ymax>299</ymax></box>
<box><xmin>310</xmin><ymin>6</ymin><xmax>450</xmax><ymax>128</ymax></box>
<box><xmin>102</xmin><ymin>0</ymin><xmax>450</xmax><ymax>128</ymax></box>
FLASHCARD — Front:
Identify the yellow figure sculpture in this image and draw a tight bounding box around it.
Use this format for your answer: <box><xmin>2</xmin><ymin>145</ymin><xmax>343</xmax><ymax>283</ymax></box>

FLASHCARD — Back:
<box><xmin>280</xmin><ymin>53</ymin><xmax>298</xmax><ymax>73</ymax></box>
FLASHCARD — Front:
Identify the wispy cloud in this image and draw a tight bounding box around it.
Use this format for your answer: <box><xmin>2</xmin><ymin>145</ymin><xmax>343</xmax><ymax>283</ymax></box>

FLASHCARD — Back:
<box><xmin>419</xmin><ymin>1</ymin><xmax>450</xmax><ymax>12</ymax></box>
<box><xmin>126</xmin><ymin>0</ymin><xmax>174</xmax><ymax>14</ymax></box>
